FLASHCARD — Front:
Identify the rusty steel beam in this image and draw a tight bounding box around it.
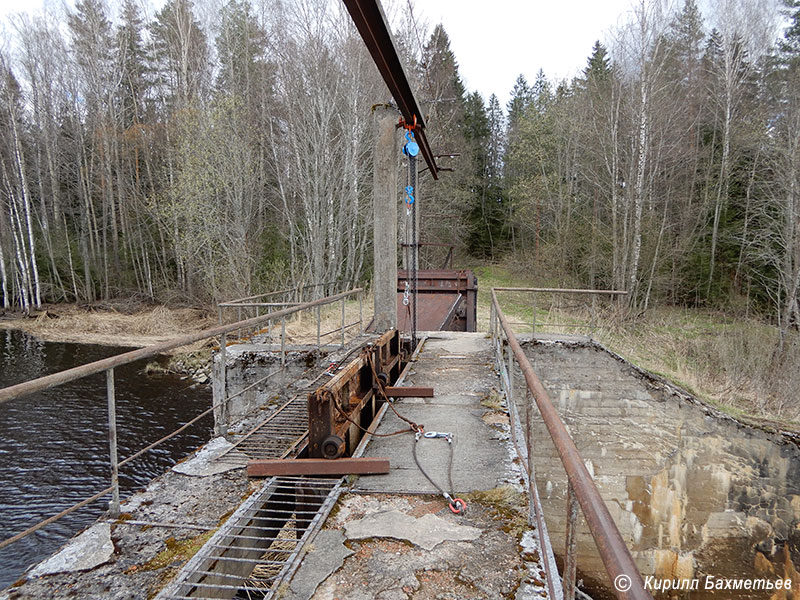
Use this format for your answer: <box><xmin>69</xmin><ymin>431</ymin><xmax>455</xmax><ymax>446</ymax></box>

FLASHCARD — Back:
<box><xmin>491</xmin><ymin>289</ymin><xmax>651</xmax><ymax>600</ymax></box>
<box><xmin>246</xmin><ymin>458</ymin><xmax>390</xmax><ymax>477</ymax></box>
<box><xmin>384</xmin><ymin>386</ymin><xmax>433</xmax><ymax>397</ymax></box>
<box><xmin>341</xmin><ymin>0</ymin><xmax>439</xmax><ymax>179</ymax></box>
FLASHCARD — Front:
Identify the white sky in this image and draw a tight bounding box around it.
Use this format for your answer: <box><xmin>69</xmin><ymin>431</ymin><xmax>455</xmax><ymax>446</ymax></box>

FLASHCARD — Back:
<box><xmin>0</xmin><ymin>0</ymin><xmax>639</xmax><ymax>110</ymax></box>
<box><xmin>416</xmin><ymin>0</ymin><xmax>636</xmax><ymax>108</ymax></box>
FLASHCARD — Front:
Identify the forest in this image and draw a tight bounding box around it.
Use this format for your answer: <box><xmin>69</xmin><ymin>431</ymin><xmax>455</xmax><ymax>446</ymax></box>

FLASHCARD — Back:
<box><xmin>0</xmin><ymin>0</ymin><xmax>799</xmax><ymax>347</ymax></box>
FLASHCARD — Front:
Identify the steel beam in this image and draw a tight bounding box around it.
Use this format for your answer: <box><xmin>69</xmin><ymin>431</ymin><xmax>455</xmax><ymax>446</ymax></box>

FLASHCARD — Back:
<box><xmin>341</xmin><ymin>0</ymin><xmax>439</xmax><ymax>179</ymax></box>
<box><xmin>384</xmin><ymin>386</ymin><xmax>433</xmax><ymax>397</ymax></box>
<box><xmin>246</xmin><ymin>458</ymin><xmax>390</xmax><ymax>477</ymax></box>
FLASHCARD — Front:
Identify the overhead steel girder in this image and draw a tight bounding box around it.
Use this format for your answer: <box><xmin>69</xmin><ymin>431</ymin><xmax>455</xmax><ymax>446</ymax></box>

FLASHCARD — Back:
<box><xmin>342</xmin><ymin>0</ymin><xmax>440</xmax><ymax>180</ymax></box>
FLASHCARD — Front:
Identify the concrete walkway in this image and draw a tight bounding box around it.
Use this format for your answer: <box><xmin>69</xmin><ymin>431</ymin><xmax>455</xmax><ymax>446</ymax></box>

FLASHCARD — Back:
<box><xmin>356</xmin><ymin>331</ymin><xmax>513</xmax><ymax>495</ymax></box>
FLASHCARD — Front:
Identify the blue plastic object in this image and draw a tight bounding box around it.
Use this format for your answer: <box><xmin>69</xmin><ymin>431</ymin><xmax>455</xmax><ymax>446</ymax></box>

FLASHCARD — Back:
<box><xmin>405</xmin><ymin>185</ymin><xmax>415</xmax><ymax>206</ymax></box>
<box><xmin>403</xmin><ymin>131</ymin><xmax>419</xmax><ymax>157</ymax></box>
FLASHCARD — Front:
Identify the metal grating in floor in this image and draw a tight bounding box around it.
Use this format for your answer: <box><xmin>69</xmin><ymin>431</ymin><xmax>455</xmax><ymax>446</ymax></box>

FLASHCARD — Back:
<box><xmin>158</xmin><ymin>476</ymin><xmax>342</xmax><ymax>600</ymax></box>
<box><xmin>216</xmin><ymin>394</ymin><xmax>310</xmax><ymax>465</ymax></box>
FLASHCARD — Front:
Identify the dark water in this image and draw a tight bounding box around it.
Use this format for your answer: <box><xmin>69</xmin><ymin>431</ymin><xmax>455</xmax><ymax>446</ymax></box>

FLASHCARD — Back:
<box><xmin>0</xmin><ymin>329</ymin><xmax>212</xmax><ymax>588</ymax></box>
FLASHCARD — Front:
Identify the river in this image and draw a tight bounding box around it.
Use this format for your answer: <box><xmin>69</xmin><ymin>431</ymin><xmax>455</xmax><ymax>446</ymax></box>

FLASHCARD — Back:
<box><xmin>0</xmin><ymin>328</ymin><xmax>212</xmax><ymax>589</ymax></box>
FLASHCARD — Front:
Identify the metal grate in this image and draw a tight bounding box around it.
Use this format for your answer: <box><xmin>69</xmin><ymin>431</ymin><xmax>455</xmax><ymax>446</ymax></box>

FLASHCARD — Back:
<box><xmin>159</xmin><ymin>476</ymin><xmax>342</xmax><ymax>600</ymax></box>
<box><xmin>215</xmin><ymin>393</ymin><xmax>311</xmax><ymax>466</ymax></box>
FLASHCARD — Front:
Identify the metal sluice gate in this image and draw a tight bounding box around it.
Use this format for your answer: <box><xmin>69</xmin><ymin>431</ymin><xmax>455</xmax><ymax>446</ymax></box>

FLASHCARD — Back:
<box><xmin>158</xmin><ymin>476</ymin><xmax>342</xmax><ymax>599</ymax></box>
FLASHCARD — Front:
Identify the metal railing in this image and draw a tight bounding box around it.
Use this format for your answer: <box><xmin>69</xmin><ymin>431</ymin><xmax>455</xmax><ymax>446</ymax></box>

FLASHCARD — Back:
<box><xmin>218</xmin><ymin>281</ymin><xmax>365</xmax><ymax>346</ymax></box>
<box><xmin>490</xmin><ymin>288</ymin><xmax>650</xmax><ymax>600</ymax></box>
<box><xmin>492</xmin><ymin>287</ymin><xmax>627</xmax><ymax>339</ymax></box>
<box><xmin>0</xmin><ymin>289</ymin><xmax>363</xmax><ymax>552</ymax></box>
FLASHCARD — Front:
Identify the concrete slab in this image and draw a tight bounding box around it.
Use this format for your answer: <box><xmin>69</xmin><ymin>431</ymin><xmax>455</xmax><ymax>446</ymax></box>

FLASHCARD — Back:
<box><xmin>172</xmin><ymin>436</ymin><xmax>245</xmax><ymax>476</ymax></box>
<box><xmin>344</xmin><ymin>510</ymin><xmax>481</xmax><ymax>550</ymax></box>
<box><xmin>28</xmin><ymin>523</ymin><xmax>113</xmax><ymax>577</ymax></box>
<box><xmin>356</xmin><ymin>333</ymin><xmax>510</xmax><ymax>494</ymax></box>
<box><xmin>284</xmin><ymin>530</ymin><xmax>354</xmax><ymax>600</ymax></box>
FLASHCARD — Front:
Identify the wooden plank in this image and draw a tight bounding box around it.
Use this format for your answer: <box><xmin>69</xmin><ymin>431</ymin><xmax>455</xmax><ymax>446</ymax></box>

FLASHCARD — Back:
<box><xmin>247</xmin><ymin>458</ymin><xmax>390</xmax><ymax>477</ymax></box>
<box><xmin>384</xmin><ymin>386</ymin><xmax>434</xmax><ymax>397</ymax></box>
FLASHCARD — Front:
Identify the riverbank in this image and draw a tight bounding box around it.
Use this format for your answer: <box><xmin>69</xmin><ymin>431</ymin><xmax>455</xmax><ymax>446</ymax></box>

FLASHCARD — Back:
<box><xmin>0</xmin><ymin>302</ymin><xmax>216</xmax><ymax>349</ymax></box>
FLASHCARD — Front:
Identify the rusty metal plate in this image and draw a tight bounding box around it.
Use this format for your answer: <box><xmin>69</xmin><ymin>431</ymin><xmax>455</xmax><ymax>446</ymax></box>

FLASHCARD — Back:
<box><xmin>247</xmin><ymin>458</ymin><xmax>390</xmax><ymax>477</ymax></box>
<box><xmin>396</xmin><ymin>293</ymin><xmax>462</xmax><ymax>331</ymax></box>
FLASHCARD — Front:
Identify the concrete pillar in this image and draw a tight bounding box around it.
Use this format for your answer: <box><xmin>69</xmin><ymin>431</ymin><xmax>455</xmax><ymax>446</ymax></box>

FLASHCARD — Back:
<box><xmin>372</xmin><ymin>105</ymin><xmax>398</xmax><ymax>332</ymax></box>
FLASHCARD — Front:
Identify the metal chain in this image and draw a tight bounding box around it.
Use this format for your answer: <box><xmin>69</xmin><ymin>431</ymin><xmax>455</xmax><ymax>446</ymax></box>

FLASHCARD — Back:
<box><xmin>410</xmin><ymin>153</ymin><xmax>418</xmax><ymax>351</ymax></box>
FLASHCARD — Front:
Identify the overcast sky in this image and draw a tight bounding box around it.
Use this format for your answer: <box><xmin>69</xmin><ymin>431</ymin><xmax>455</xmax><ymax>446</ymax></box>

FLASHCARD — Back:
<box><xmin>0</xmin><ymin>0</ymin><xmax>639</xmax><ymax>110</ymax></box>
<box><xmin>416</xmin><ymin>0</ymin><xmax>636</xmax><ymax>108</ymax></box>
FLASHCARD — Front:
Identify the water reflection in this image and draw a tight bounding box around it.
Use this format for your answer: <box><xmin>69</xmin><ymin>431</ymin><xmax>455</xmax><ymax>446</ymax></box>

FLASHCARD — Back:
<box><xmin>0</xmin><ymin>328</ymin><xmax>212</xmax><ymax>588</ymax></box>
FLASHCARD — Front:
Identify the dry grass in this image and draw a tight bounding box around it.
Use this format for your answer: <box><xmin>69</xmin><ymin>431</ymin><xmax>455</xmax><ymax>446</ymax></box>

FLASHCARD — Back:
<box><xmin>227</xmin><ymin>295</ymin><xmax>373</xmax><ymax>347</ymax></box>
<box><xmin>475</xmin><ymin>263</ymin><xmax>800</xmax><ymax>427</ymax></box>
<box><xmin>0</xmin><ymin>303</ymin><xmax>216</xmax><ymax>349</ymax></box>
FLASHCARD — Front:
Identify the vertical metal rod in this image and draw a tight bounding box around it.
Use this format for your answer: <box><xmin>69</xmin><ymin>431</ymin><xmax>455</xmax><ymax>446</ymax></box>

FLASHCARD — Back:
<box><xmin>237</xmin><ymin>307</ymin><xmax>242</xmax><ymax>341</ymax></box>
<box><xmin>268</xmin><ymin>318</ymin><xmax>273</xmax><ymax>344</ymax></box>
<box><xmin>532</xmin><ymin>293</ymin><xmax>537</xmax><ymax>336</ymax></box>
<box><xmin>217</xmin><ymin>305</ymin><xmax>223</xmax><ymax>327</ymax></box>
<box><xmin>255</xmin><ymin>306</ymin><xmax>260</xmax><ymax>339</ymax></box>
<box><xmin>106</xmin><ymin>368</ymin><xmax>120</xmax><ymax>517</ymax></box>
<box><xmin>219</xmin><ymin>333</ymin><xmax>228</xmax><ymax>435</ymax></box>
<box><xmin>490</xmin><ymin>299</ymin><xmax>495</xmax><ymax>339</ymax></box>
<box><xmin>316</xmin><ymin>305</ymin><xmax>321</xmax><ymax>349</ymax></box>
<box><xmin>281</xmin><ymin>316</ymin><xmax>286</xmax><ymax>367</ymax></box>
<box><xmin>341</xmin><ymin>297</ymin><xmax>346</xmax><ymax>348</ymax></box>
<box><xmin>359</xmin><ymin>293</ymin><xmax>363</xmax><ymax>335</ymax></box>
<box><xmin>525</xmin><ymin>386</ymin><xmax>534</xmax><ymax>527</ymax></box>
<box><xmin>590</xmin><ymin>294</ymin><xmax>597</xmax><ymax>340</ymax></box>
<box><xmin>507</xmin><ymin>342</ymin><xmax>514</xmax><ymax>405</ymax></box>
<box><xmin>564</xmin><ymin>482</ymin><xmax>580</xmax><ymax>600</ymax></box>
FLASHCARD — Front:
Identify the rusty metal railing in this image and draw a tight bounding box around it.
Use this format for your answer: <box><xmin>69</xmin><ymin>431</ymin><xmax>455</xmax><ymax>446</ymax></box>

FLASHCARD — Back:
<box><xmin>492</xmin><ymin>287</ymin><xmax>627</xmax><ymax>339</ymax></box>
<box><xmin>0</xmin><ymin>289</ymin><xmax>363</xmax><ymax>553</ymax></box>
<box><xmin>490</xmin><ymin>288</ymin><xmax>650</xmax><ymax>600</ymax></box>
<box><xmin>218</xmin><ymin>281</ymin><xmax>365</xmax><ymax>346</ymax></box>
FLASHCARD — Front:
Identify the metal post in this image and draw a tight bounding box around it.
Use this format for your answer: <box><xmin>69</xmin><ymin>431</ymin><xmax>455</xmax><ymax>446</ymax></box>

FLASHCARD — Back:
<box><xmin>490</xmin><ymin>300</ymin><xmax>495</xmax><ymax>339</ymax></box>
<box><xmin>525</xmin><ymin>387</ymin><xmax>534</xmax><ymax>527</ymax></box>
<box><xmin>237</xmin><ymin>306</ymin><xmax>242</xmax><ymax>341</ymax></box>
<box><xmin>281</xmin><ymin>316</ymin><xmax>286</xmax><ymax>367</ymax></box>
<box><xmin>564</xmin><ymin>482</ymin><xmax>580</xmax><ymax>600</ymax></box>
<box><xmin>316</xmin><ymin>305</ymin><xmax>321</xmax><ymax>349</ymax></box>
<box><xmin>590</xmin><ymin>294</ymin><xmax>597</xmax><ymax>340</ymax></box>
<box><xmin>532</xmin><ymin>293</ymin><xmax>536</xmax><ymax>336</ymax></box>
<box><xmin>218</xmin><ymin>305</ymin><xmax>223</xmax><ymax>326</ymax></box>
<box><xmin>106</xmin><ymin>368</ymin><xmax>120</xmax><ymax>517</ymax></box>
<box><xmin>359</xmin><ymin>292</ymin><xmax>364</xmax><ymax>336</ymax></box>
<box><xmin>216</xmin><ymin>333</ymin><xmax>228</xmax><ymax>437</ymax></box>
<box><xmin>341</xmin><ymin>297</ymin><xmax>346</xmax><ymax>348</ymax></box>
<box><xmin>507</xmin><ymin>342</ymin><xmax>514</xmax><ymax>405</ymax></box>
<box><xmin>268</xmin><ymin>318</ymin><xmax>273</xmax><ymax>344</ymax></box>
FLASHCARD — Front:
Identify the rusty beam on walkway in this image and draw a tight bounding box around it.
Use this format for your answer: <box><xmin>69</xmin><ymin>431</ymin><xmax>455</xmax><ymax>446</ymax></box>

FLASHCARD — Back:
<box><xmin>246</xmin><ymin>457</ymin><xmax>390</xmax><ymax>477</ymax></box>
<box><xmin>341</xmin><ymin>0</ymin><xmax>439</xmax><ymax>179</ymax></box>
<box><xmin>384</xmin><ymin>386</ymin><xmax>433</xmax><ymax>397</ymax></box>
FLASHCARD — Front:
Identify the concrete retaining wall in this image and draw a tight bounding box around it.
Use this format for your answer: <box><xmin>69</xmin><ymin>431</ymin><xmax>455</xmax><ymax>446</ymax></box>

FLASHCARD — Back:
<box><xmin>517</xmin><ymin>340</ymin><xmax>800</xmax><ymax>597</ymax></box>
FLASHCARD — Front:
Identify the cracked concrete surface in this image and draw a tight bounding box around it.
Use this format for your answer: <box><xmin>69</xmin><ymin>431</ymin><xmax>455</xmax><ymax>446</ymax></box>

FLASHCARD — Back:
<box><xmin>344</xmin><ymin>510</ymin><xmax>481</xmax><ymax>551</ymax></box>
